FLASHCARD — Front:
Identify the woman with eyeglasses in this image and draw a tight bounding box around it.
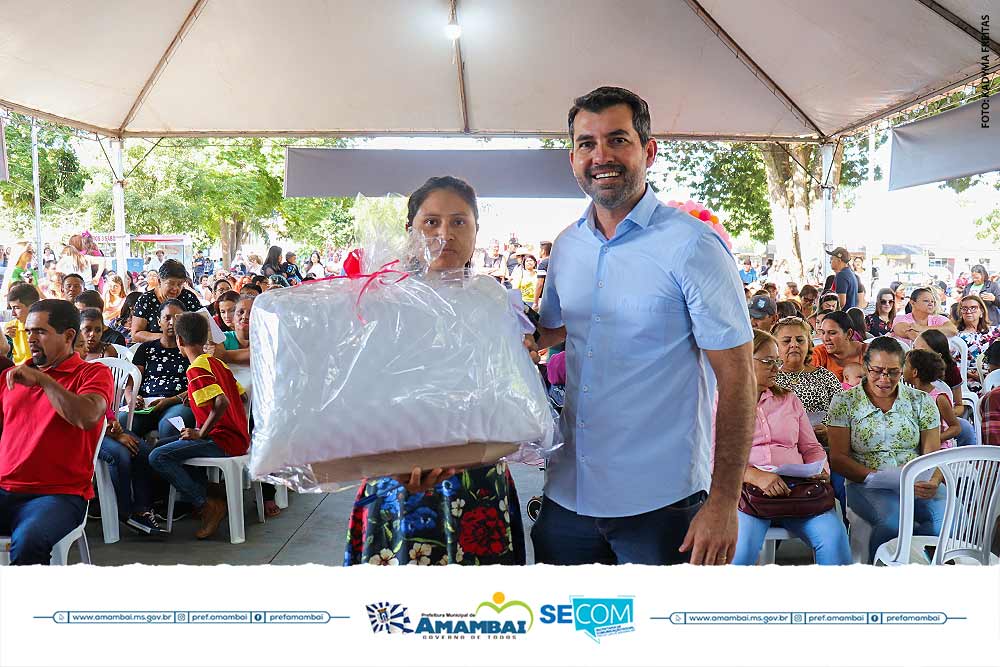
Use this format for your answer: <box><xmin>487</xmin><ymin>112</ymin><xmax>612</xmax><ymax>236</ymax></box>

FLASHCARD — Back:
<box><xmin>865</xmin><ymin>288</ymin><xmax>896</xmax><ymax>337</ymax></box>
<box><xmin>953</xmin><ymin>293</ymin><xmax>1000</xmax><ymax>394</ymax></box>
<box><xmin>827</xmin><ymin>336</ymin><xmax>946</xmax><ymax>563</ymax></box>
<box><xmin>812</xmin><ymin>311</ymin><xmax>868</xmax><ymax>383</ymax></box>
<box><xmin>961</xmin><ymin>264</ymin><xmax>1000</xmax><ymax>325</ymax></box>
<box><xmin>725</xmin><ymin>330</ymin><xmax>851</xmax><ymax>566</ymax></box>
<box><xmin>892</xmin><ymin>287</ymin><xmax>957</xmax><ymax>343</ymax></box>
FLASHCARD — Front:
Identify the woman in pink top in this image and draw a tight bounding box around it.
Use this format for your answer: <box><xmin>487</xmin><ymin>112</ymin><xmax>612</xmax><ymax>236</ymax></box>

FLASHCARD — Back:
<box><xmin>730</xmin><ymin>330</ymin><xmax>852</xmax><ymax>565</ymax></box>
<box><xmin>892</xmin><ymin>287</ymin><xmax>958</xmax><ymax>342</ymax></box>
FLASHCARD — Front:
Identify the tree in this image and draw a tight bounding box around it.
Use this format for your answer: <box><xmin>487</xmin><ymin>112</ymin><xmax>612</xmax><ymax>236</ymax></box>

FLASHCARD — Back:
<box><xmin>0</xmin><ymin>113</ymin><xmax>90</xmax><ymax>237</ymax></box>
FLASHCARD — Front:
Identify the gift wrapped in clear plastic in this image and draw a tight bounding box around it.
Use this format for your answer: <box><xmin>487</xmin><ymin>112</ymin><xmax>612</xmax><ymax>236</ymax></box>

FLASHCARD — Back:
<box><xmin>248</xmin><ymin>199</ymin><xmax>554</xmax><ymax>491</ymax></box>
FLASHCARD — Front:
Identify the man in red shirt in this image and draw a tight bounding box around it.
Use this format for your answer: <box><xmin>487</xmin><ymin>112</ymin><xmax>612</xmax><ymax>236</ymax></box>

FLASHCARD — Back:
<box><xmin>0</xmin><ymin>300</ymin><xmax>112</xmax><ymax>565</ymax></box>
<box><xmin>149</xmin><ymin>312</ymin><xmax>249</xmax><ymax>540</ymax></box>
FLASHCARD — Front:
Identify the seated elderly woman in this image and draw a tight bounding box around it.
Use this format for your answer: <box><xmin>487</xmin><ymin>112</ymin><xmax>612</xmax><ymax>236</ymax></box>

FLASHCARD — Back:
<box><xmin>892</xmin><ymin>287</ymin><xmax>957</xmax><ymax>342</ymax></box>
<box><xmin>827</xmin><ymin>336</ymin><xmax>946</xmax><ymax>563</ymax></box>
<box><xmin>772</xmin><ymin>317</ymin><xmax>843</xmax><ymax>419</ymax></box>
<box><xmin>729</xmin><ymin>330</ymin><xmax>852</xmax><ymax>565</ymax></box>
<box><xmin>812</xmin><ymin>311</ymin><xmax>868</xmax><ymax>382</ymax></box>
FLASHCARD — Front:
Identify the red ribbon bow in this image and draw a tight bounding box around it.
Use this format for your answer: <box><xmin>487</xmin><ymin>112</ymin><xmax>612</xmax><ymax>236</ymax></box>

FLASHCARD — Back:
<box><xmin>306</xmin><ymin>249</ymin><xmax>409</xmax><ymax>324</ymax></box>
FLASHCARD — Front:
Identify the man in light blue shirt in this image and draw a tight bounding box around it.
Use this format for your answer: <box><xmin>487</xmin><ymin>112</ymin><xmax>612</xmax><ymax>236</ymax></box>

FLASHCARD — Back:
<box><xmin>533</xmin><ymin>87</ymin><xmax>756</xmax><ymax>566</ymax></box>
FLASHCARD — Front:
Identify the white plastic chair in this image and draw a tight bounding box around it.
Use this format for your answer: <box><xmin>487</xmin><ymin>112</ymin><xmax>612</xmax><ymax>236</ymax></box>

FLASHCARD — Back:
<box><xmin>165</xmin><ymin>454</ymin><xmax>263</xmax><ymax>544</ymax></box>
<box><xmin>949</xmin><ymin>336</ymin><xmax>969</xmax><ymax>389</ymax></box>
<box><xmin>757</xmin><ymin>527</ymin><xmax>798</xmax><ymax>565</ymax></box>
<box><xmin>128</xmin><ymin>342</ymin><xmax>143</xmax><ymax>358</ymax></box>
<box><xmin>110</xmin><ymin>343</ymin><xmax>133</xmax><ymax>362</ymax></box>
<box><xmin>846</xmin><ymin>506</ymin><xmax>874</xmax><ymax>564</ymax></box>
<box><xmin>874</xmin><ymin>446</ymin><xmax>1000</xmax><ymax>566</ymax></box>
<box><xmin>980</xmin><ymin>368</ymin><xmax>1000</xmax><ymax>397</ymax></box>
<box><xmin>0</xmin><ymin>420</ymin><xmax>105</xmax><ymax>565</ymax></box>
<box><xmin>90</xmin><ymin>358</ymin><xmax>142</xmax><ymax>544</ymax></box>
<box><xmin>896</xmin><ymin>338</ymin><xmax>911</xmax><ymax>351</ymax></box>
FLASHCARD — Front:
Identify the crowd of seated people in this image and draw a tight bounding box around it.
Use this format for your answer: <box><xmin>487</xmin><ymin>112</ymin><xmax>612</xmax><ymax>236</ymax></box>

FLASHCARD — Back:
<box><xmin>3</xmin><ymin>238</ymin><xmax>999</xmax><ymax>566</ymax></box>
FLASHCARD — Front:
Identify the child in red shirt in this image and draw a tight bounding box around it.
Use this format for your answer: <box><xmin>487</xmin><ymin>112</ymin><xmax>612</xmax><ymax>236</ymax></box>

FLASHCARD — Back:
<box><xmin>148</xmin><ymin>313</ymin><xmax>249</xmax><ymax>540</ymax></box>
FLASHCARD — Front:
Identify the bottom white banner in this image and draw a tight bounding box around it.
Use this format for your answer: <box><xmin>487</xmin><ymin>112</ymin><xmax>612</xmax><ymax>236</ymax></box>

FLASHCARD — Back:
<box><xmin>1</xmin><ymin>564</ymin><xmax>998</xmax><ymax>666</ymax></box>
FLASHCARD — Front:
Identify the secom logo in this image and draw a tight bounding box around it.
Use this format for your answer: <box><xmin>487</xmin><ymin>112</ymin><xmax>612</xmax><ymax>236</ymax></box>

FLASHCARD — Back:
<box><xmin>540</xmin><ymin>596</ymin><xmax>635</xmax><ymax>643</ymax></box>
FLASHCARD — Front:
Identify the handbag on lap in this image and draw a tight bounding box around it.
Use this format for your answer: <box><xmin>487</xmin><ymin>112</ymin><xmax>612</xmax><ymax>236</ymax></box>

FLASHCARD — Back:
<box><xmin>738</xmin><ymin>476</ymin><xmax>835</xmax><ymax>519</ymax></box>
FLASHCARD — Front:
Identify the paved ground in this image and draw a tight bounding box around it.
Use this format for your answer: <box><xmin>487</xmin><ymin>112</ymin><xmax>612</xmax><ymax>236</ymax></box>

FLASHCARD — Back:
<box><xmin>75</xmin><ymin>463</ymin><xmax>814</xmax><ymax>566</ymax></box>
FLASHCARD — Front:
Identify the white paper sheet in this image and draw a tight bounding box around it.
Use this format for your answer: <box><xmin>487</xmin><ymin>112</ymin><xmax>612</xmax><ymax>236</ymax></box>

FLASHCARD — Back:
<box><xmin>865</xmin><ymin>466</ymin><xmax>934</xmax><ymax>490</ymax></box>
<box><xmin>167</xmin><ymin>416</ymin><xmax>186</xmax><ymax>433</ymax></box>
<box><xmin>754</xmin><ymin>460</ymin><xmax>825</xmax><ymax>477</ymax></box>
<box><xmin>196</xmin><ymin>308</ymin><xmax>227</xmax><ymax>344</ymax></box>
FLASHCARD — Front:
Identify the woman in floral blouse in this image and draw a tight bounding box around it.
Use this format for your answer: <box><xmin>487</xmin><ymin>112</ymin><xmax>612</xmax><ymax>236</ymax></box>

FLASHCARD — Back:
<box><xmin>344</xmin><ymin>176</ymin><xmax>527</xmax><ymax>566</ymax></box>
<box><xmin>827</xmin><ymin>336</ymin><xmax>945</xmax><ymax>563</ymax></box>
<box><xmin>953</xmin><ymin>293</ymin><xmax>1000</xmax><ymax>393</ymax></box>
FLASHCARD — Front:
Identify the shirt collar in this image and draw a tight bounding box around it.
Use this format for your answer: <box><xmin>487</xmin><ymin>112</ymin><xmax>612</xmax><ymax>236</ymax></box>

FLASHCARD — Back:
<box><xmin>575</xmin><ymin>183</ymin><xmax>660</xmax><ymax>236</ymax></box>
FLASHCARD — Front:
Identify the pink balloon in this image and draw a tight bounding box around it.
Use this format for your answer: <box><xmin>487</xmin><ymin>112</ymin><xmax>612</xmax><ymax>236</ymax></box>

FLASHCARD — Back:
<box><xmin>667</xmin><ymin>200</ymin><xmax>678</xmax><ymax>207</ymax></box>
<box><xmin>699</xmin><ymin>210</ymin><xmax>712</xmax><ymax>221</ymax></box>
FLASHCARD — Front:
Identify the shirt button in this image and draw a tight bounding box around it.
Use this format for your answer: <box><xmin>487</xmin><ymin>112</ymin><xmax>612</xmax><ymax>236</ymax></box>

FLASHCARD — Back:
<box><xmin>598</xmin><ymin>281</ymin><xmax>604</xmax><ymax>288</ymax></box>
<box><xmin>583</xmin><ymin>385</ymin><xmax>590</xmax><ymax>393</ymax></box>
<box><xmin>578</xmin><ymin>421</ymin><xmax>585</xmax><ymax>428</ymax></box>
<box><xmin>601</xmin><ymin>247</ymin><xmax>608</xmax><ymax>255</ymax></box>
<box><xmin>595</xmin><ymin>316</ymin><xmax>601</xmax><ymax>322</ymax></box>
<box><xmin>587</xmin><ymin>350</ymin><xmax>594</xmax><ymax>358</ymax></box>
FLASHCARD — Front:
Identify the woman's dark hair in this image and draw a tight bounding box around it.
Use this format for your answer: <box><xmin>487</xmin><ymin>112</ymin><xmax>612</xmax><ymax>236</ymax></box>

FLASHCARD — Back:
<box><xmin>265</xmin><ymin>245</ymin><xmax>283</xmax><ymax>268</ymax></box>
<box><xmin>27</xmin><ymin>299</ymin><xmax>80</xmax><ymax>344</ymax></box>
<box><xmin>79</xmin><ymin>307</ymin><xmax>104</xmax><ymax>324</ymax></box>
<box><xmin>823</xmin><ymin>274</ymin><xmax>836</xmax><ymax>293</ymax></box>
<box><xmin>799</xmin><ymin>284</ymin><xmax>819</xmax><ymax>301</ymax></box>
<box><xmin>568</xmin><ymin>86</ymin><xmax>651</xmax><ymax>146</ymax></box>
<box><xmin>846</xmin><ymin>307</ymin><xmax>866</xmax><ymax>338</ymax></box>
<box><xmin>917</xmin><ymin>329</ymin><xmax>958</xmax><ymax>376</ymax></box>
<box><xmin>775</xmin><ymin>300</ymin><xmax>800</xmax><ymax>319</ymax></box>
<box><xmin>73</xmin><ymin>290</ymin><xmax>104</xmax><ymax>310</ymax></box>
<box><xmin>158</xmin><ymin>259</ymin><xmax>188</xmax><ymax>281</ymax></box>
<box><xmin>115</xmin><ymin>290</ymin><xmax>142</xmax><ymax>326</ymax></box>
<box><xmin>910</xmin><ymin>286</ymin><xmax>933</xmax><ymax>302</ymax></box>
<box><xmin>521</xmin><ymin>254</ymin><xmax>538</xmax><ymax>268</ymax></box>
<box><xmin>212</xmin><ymin>278</ymin><xmax>232</xmax><ymax>292</ymax></box>
<box><xmin>971</xmin><ymin>264</ymin><xmax>989</xmax><ymax>281</ymax></box>
<box><xmin>174</xmin><ymin>312</ymin><xmax>209</xmax><ymax>347</ymax></box>
<box><xmin>250</xmin><ymin>274</ymin><xmax>268</xmax><ymax>286</ymax></box>
<box><xmin>241</xmin><ymin>283</ymin><xmax>263</xmax><ymax>295</ymax></box>
<box><xmin>159</xmin><ymin>298</ymin><xmax>185</xmax><ymax>315</ymax></box>
<box><xmin>819</xmin><ymin>291</ymin><xmax>840</xmax><ymax>307</ymax></box>
<box><xmin>216</xmin><ymin>290</ymin><xmax>240</xmax><ymax>305</ymax></box>
<box><xmin>905</xmin><ymin>349</ymin><xmax>946</xmax><ymax>384</ymax></box>
<box><xmin>874</xmin><ymin>288</ymin><xmax>897</xmax><ymax>322</ymax></box>
<box><xmin>405</xmin><ymin>176</ymin><xmax>480</xmax><ymax>229</ymax></box>
<box><xmin>821</xmin><ymin>310</ymin><xmax>856</xmax><ymax>337</ymax></box>
<box><xmin>864</xmin><ymin>335</ymin><xmax>905</xmax><ymax>367</ymax></box>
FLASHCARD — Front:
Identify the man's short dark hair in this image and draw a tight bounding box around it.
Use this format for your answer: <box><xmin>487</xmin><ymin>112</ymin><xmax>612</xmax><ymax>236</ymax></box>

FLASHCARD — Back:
<box><xmin>174</xmin><ymin>312</ymin><xmax>209</xmax><ymax>347</ymax></box>
<box><xmin>540</xmin><ymin>241</ymin><xmax>552</xmax><ymax>257</ymax></box>
<box><xmin>73</xmin><ymin>289</ymin><xmax>104</xmax><ymax>310</ymax></box>
<box><xmin>62</xmin><ymin>273</ymin><xmax>85</xmax><ymax>286</ymax></box>
<box><xmin>7</xmin><ymin>283</ymin><xmax>41</xmax><ymax>306</ymax></box>
<box><xmin>159</xmin><ymin>298</ymin><xmax>185</xmax><ymax>315</ymax></box>
<box><xmin>79</xmin><ymin>307</ymin><xmax>104</xmax><ymax>324</ymax></box>
<box><xmin>28</xmin><ymin>299</ymin><xmax>81</xmax><ymax>344</ymax></box>
<box><xmin>158</xmin><ymin>259</ymin><xmax>188</xmax><ymax>281</ymax></box>
<box><xmin>568</xmin><ymin>86</ymin><xmax>651</xmax><ymax>146</ymax></box>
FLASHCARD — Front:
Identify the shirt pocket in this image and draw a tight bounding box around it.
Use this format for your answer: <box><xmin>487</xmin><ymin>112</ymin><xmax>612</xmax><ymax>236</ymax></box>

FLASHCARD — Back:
<box><xmin>614</xmin><ymin>295</ymin><xmax>686</xmax><ymax>356</ymax></box>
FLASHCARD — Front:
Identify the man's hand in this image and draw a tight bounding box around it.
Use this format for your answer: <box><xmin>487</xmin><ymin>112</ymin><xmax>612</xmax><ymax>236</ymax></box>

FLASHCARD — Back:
<box><xmin>914</xmin><ymin>480</ymin><xmax>941</xmax><ymax>500</ymax></box>
<box><xmin>179</xmin><ymin>427</ymin><xmax>201</xmax><ymax>441</ymax></box>
<box><xmin>679</xmin><ymin>498</ymin><xmax>738</xmax><ymax>566</ymax></box>
<box><xmin>6</xmin><ymin>365</ymin><xmax>48</xmax><ymax>390</ymax></box>
<box><xmin>522</xmin><ymin>335</ymin><xmax>540</xmax><ymax>364</ymax></box>
<box><xmin>115</xmin><ymin>431</ymin><xmax>140</xmax><ymax>455</ymax></box>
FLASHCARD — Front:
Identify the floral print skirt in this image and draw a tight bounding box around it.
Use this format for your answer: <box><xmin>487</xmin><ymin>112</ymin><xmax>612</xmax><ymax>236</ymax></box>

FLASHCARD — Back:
<box><xmin>344</xmin><ymin>461</ymin><xmax>525</xmax><ymax>566</ymax></box>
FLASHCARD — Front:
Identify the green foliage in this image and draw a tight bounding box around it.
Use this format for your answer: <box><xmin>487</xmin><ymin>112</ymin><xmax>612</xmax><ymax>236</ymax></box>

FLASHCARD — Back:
<box><xmin>658</xmin><ymin>142</ymin><xmax>774</xmax><ymax>242</ymax></box>
<box><xmin>0</xmin><ymin>113</ymin><xmax>89</xmax><ymax>219</ymax></box>
<box><xmin>974</xmin><ymin>208</ymin><xmax>1000</xmax><ymax>243</ymax></box>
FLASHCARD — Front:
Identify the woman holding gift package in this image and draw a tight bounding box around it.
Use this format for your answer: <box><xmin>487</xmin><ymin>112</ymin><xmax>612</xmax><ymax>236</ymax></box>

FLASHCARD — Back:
<box><xmin>345</xmin><ymin>176</ymin><xmax>529</xmax><ymax>566</ymax></box>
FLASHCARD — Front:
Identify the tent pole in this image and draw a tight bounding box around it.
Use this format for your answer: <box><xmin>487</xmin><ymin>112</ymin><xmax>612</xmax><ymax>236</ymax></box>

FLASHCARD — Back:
<box><xmin>30</xmin><ymin>118</ymin><xmax>43</xmax><ymax>271</ymax></box>
<box><xmin>110</xmin><ymin>139</ymin><xmax>129</xmax><ymax>279</ymax></box>
<box><xmin>821</xmin><ymin>142</ymin><xmax>835</xmax><ymax>277</ymax></box>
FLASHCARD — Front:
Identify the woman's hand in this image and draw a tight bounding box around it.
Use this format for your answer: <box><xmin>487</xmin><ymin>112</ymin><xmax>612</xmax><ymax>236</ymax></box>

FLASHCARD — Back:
<box><xmin>394</xmin><ymin>467</ymin><xmax>458</xmax><ymax>494</ymax></box>
<box><xmin>982</xmin><ymin>292</ymin><xmax>996</xmax><ymax>303</ymax></box>
<box><xmin>809</xmin><ymin>470</ymin><xmax>831</xmax><ymax>483</ymax></box>
<box><xmin>746</xmin><ymin>469</ymin><xmax>791</xmax><ymax>497</ymax></box>
<box><xmin>522</xmin><ymin>335</ymin><xmax>540</xmax><ymax>364</ymax></box>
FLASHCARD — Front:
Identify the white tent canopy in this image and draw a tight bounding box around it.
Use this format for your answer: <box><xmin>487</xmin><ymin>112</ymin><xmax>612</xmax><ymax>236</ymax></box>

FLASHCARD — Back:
<box><xmin>1</xmin><ymin>0</ymin><xmax>997</xmax><ymax>141</ymax></box>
